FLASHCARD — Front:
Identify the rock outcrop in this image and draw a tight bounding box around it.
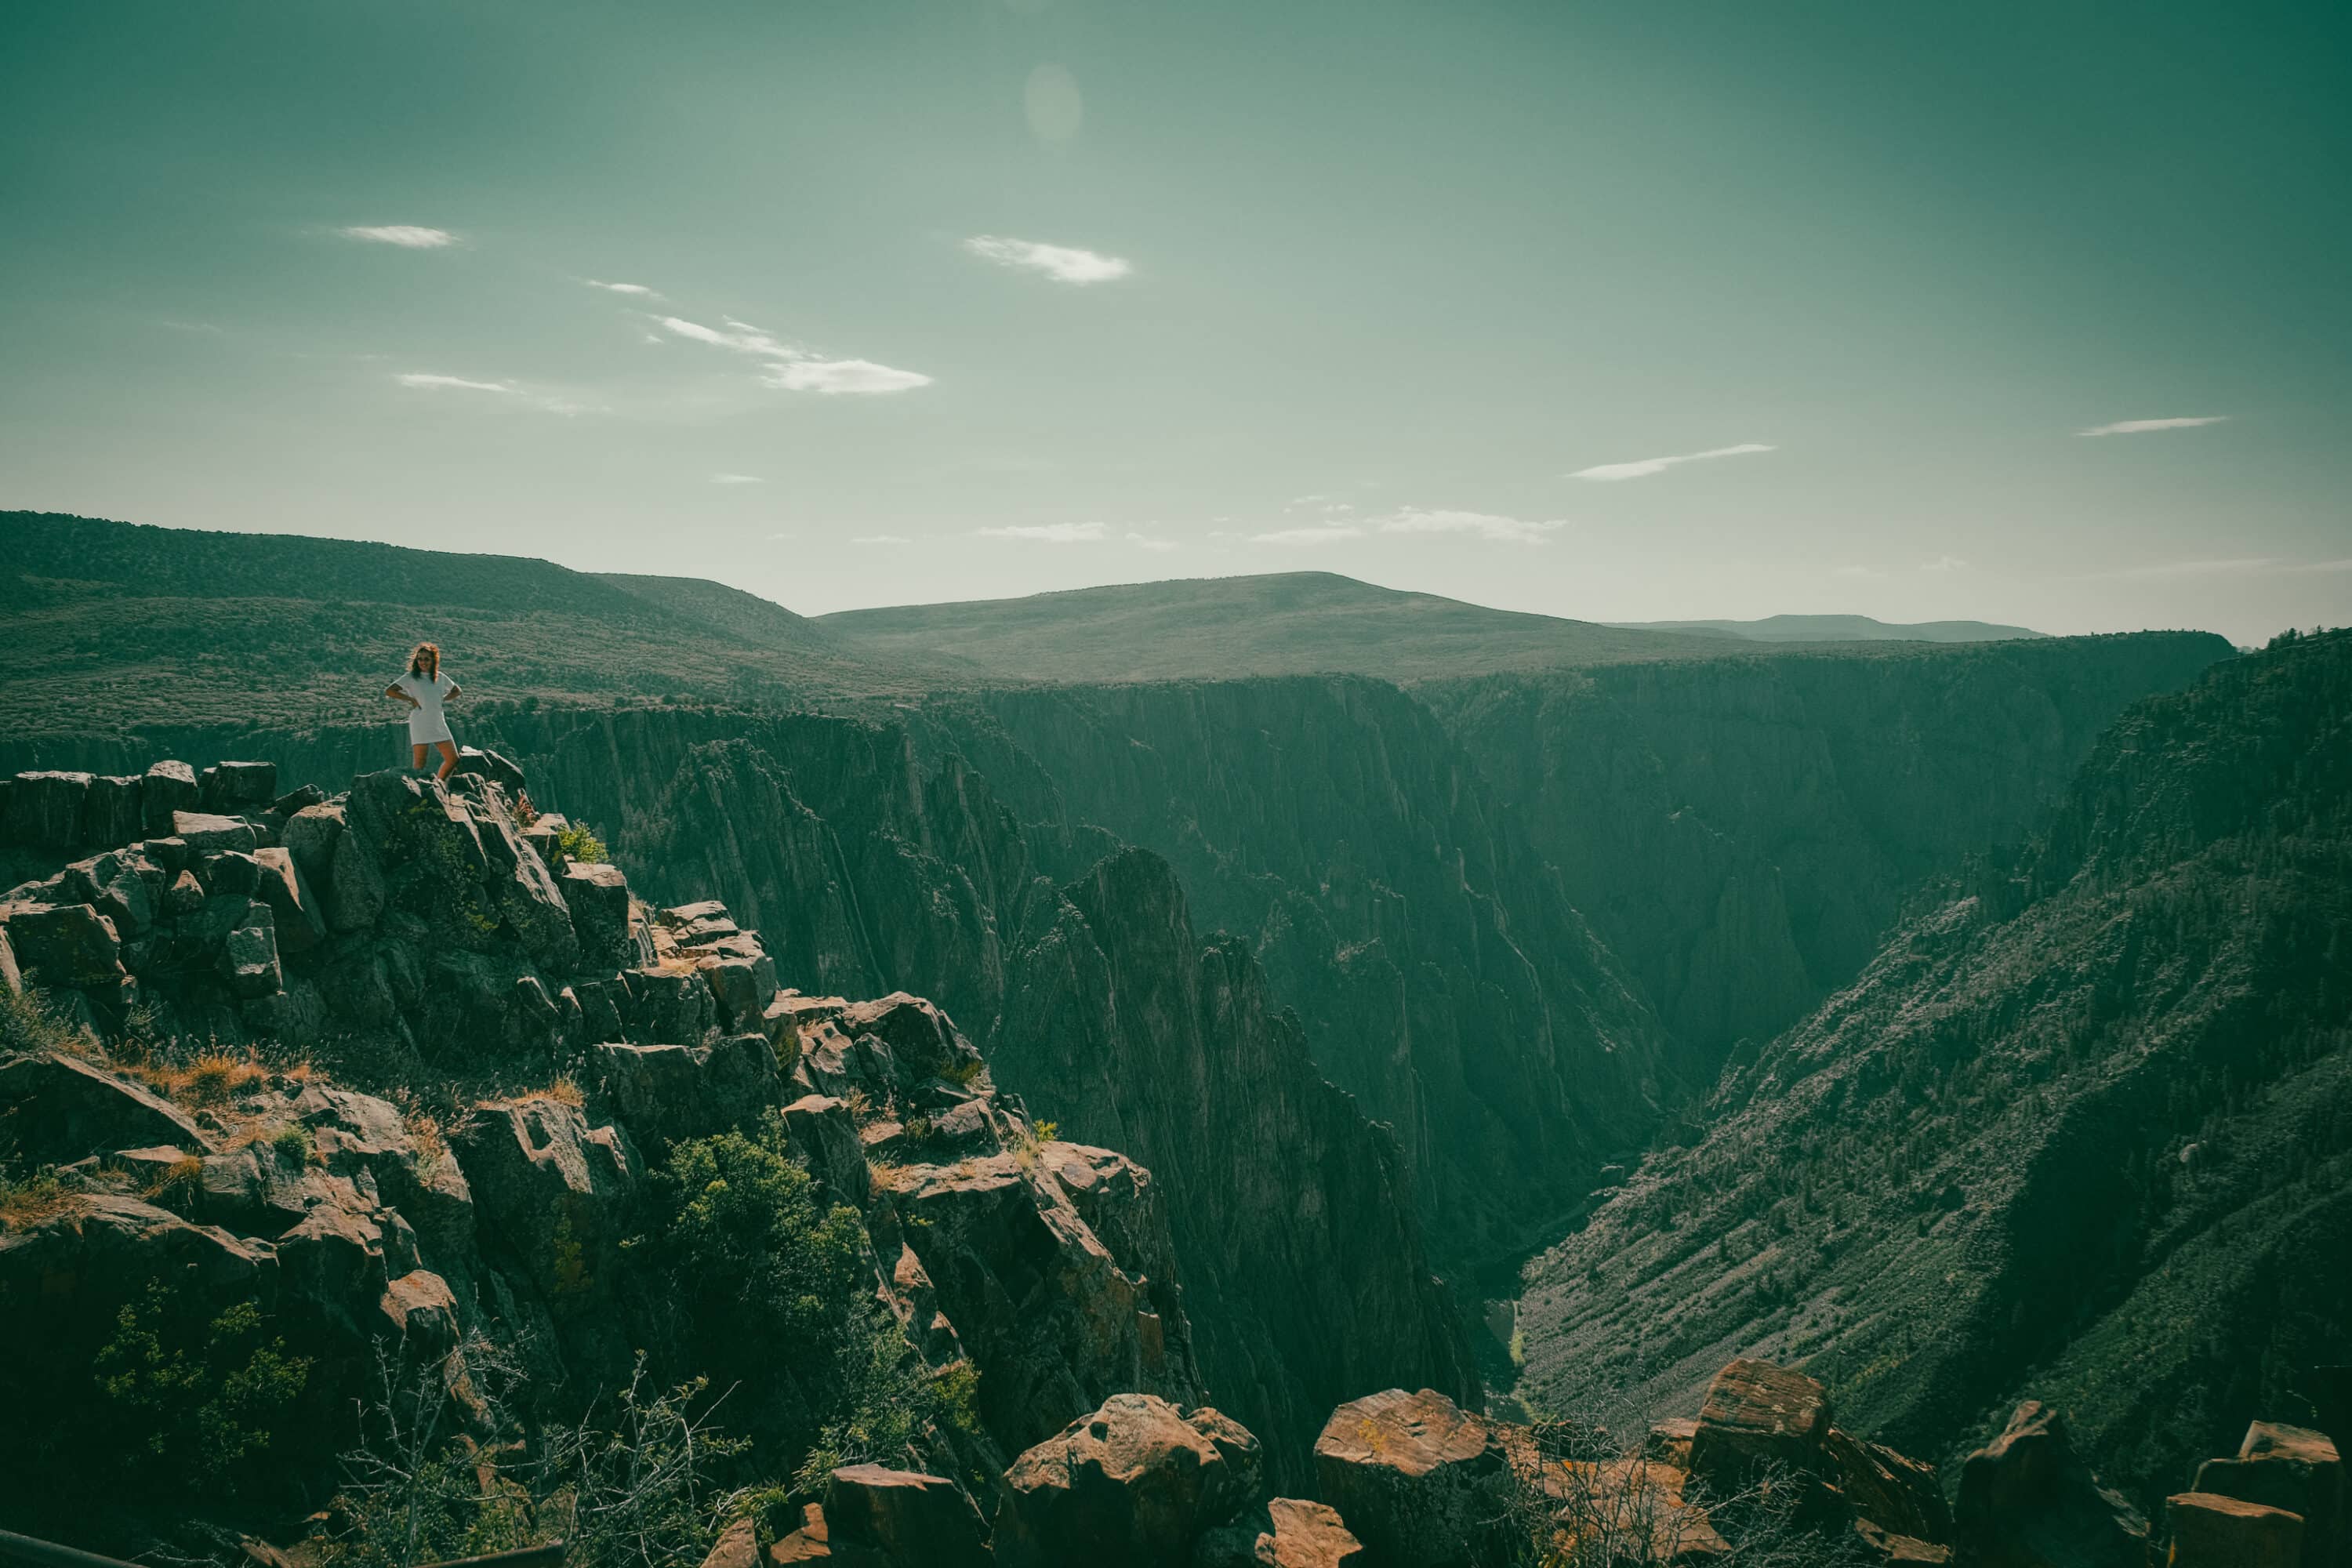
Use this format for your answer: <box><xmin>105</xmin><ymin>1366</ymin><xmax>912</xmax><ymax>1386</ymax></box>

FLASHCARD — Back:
<box><xmin>1955</xmin><ymin>1403</ymin><xmax>2151</xmax><ymax>1568</ymax></box>
<box><xmin>1312</xmin><ymin>1388</ymin><xmax>1512</xmax><ymax>1568</ymax></box>
<box><xmin>996</xmin><ymin>1392</ymin><xmax>1263</xmax><ymax>1567</ymax></box>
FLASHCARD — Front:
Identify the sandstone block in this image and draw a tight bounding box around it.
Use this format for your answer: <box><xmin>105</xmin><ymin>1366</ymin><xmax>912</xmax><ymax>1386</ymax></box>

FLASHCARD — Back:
<box><xmin>824</xmin><ymin>1465</ymin><xmax>989</xmax><ymax>1568</ymax></box>
<box><xmin>8</xmin><ymin>771</ymin><xmax>93</xmax><ymax>849</ymax></box>
<box><xmin>2167</xmin><ymin>1490</ymin><xmax>2303</xmax><ymax>1568</ymax></box>
<box><xmin>1687</xmin><ymin>1359</ymin><xmax>1831</xmax><ymax>1485</ymax></box>
<box><xmin>1000</xmin><ymin>1392</ymin><xmax>1263</xmax><ymax>1568</ymax></box>
<box><xmin>141</xmin><ymin>760</ymin><xmax>200</xmax><ymax>835</ymax></box>
<box><xmin>1312</xmin><ymin>1388</ymin><xmax>1510</xmax><ymax>1568</ymax></box>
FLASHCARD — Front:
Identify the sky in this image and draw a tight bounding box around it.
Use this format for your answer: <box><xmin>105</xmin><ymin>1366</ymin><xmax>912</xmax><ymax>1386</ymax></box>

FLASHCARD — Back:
<box><xmin>2</xmin><ymin>0</ymin><xmax>2347</xmax><ymax>645</ymax></box>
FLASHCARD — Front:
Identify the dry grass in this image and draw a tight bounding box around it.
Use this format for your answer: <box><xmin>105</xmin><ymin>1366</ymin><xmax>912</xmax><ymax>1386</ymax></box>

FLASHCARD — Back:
<box><xmin>507</xmin><ymin>1074</ymin><xmax>583</xmax><ymax>1109</ymax></box>
<box><xmin>0</xmin><ymin>1171</ymin><xmax>86</xmax><ymax>1231</ymax></box>
<box><xmin>142</xmin><ymin>1153</ymin><xmax>206</xmax><ymax>1203</ymax></box>
<box><xmin>149</xmin><ymin>1050</ymin><xmax>270</xmax><ymax>1107</ymax></box>
<box><xmin>867</xmin><ymin>1159</ymin><xmax>906</xmax><ymax>1192</ymax></box>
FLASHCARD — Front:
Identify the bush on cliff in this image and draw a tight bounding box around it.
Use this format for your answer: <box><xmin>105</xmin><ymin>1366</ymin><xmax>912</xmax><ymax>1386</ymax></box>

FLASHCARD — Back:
<box><xmin>73</xmin><ymin>1279</ymin><xmax>313</xmax><ymax>1504</ymax></box>
<box><xmin>650</xmin><ymin>1112</ymin><xmax>972</xmax><ymax>1495</ymax></box>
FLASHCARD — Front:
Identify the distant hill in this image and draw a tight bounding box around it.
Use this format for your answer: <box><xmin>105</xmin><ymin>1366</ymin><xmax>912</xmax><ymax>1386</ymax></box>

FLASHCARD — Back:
<box><xmin>1610</xmin><ymin>612</ymin><xmax>2047</xmax><ymax>643</ymax></box>
<box><xmin>816</xmin><ymin>573</ymin><xmax>1816</xmax><ymax>683</ymax></box>
<box><xmin>0</xmin><ymin>512</ymin><xmax>928</xmax><ymax>735</ymax></box>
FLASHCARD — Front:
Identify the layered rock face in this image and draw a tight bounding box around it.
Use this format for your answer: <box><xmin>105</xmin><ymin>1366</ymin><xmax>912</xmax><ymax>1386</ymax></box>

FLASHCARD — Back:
<box><xmin>993</xmin><ymin>848</ymin><xmax>1478</xmax><ymax>1487</ymax></box>
<box><xmin>1421</xmin><ymin>630</ymin><xmax>2233</xmax><ymax>1058</ymax></box>
<box><xmin>927</xmin><ymin>677</ymin><xmax>1673</xmax><ymax>1268</ymax></box>
<box><xmin>0</xmin><ymin>753</ymin><xmax>1214</xmax><ymax>1548</ymax></box>
<box><xmin>1513</xmin><ymin>629</ymin><xmax>2352</xmax><ymax>1508</ymax></box>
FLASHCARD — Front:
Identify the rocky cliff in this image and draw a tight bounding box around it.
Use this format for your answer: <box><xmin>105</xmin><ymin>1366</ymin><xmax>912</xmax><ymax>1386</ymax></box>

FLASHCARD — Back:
<box><xmin>1512</xmin><ymin>627</ymin><xmax>2352</xmax><ymax>1512</ymax></box>
<box><xmin>1421</xmin><ymin>630</ymin><xmax>2233</xmax><ymax>1058</ymax></box>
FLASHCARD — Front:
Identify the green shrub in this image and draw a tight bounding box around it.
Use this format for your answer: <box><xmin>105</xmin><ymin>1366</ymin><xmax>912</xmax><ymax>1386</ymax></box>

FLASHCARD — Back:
<box><xmin>655</xmin><ymin>1112</ymin><xmax>974</xmax><ymax>1494</ymax></box>
<box><xmin>91</xmin><ymin>1279</ymin><xmax>313</xmax><ymax>1498</ymax></box>
<box><xmin>552</xmin><ymin>822</ymin><xmax>610</xmax><ymax>864</ymax></box>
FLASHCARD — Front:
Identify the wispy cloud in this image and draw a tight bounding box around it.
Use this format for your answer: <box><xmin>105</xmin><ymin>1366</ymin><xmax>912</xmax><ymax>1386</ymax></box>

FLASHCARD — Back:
<box><xmin>1250</xmin><ymin>525</ymin><xmax>1364</xmax><ymax>546</ymax></box>
<box><xmin>391</xmin><ymin>372</ymin><xmax>592</xmax><ymax>414</ymax></box>
<box><xmin>395</xmin><ymin>373</ymin><xmax>513</xmax><ymax>394</ymax></box>
<box><xmin>2077</xmin><ymin>416</ymin><xmax>2227</xmax><ymax>437</ymax></box>
<box><xmin>976</xmin><ymin>521</ymin><xmax>1107</xmax><ymax>543</ymax></box>
<box><xmin>710</xmin><ymin>473</ymin><xmax>764</xmax><ymax>485</ymax></box>
<box><xmin>1378</xmin><ymin>508</ymin><xmax>1564</xmax><ymax>544</ymax></box>
<box><xmin>1921</xmin><ymin>555</ymin><xmax>1969</xmax><ymax>572</ymax></box>
<box><xmin>341</xmin><ymin>225</ymin><xmax>458</xmax><ymax>249</ymax></box>
<box><xmin>1833</xmin><ymin>565</ymin><xmax>1887</xmax><ymax>579</ymax></box>
<box><xmin>852</xmin><ymin>535</ymin><xmax>913</xmax><ymax>546</ymax></box>
<box><xmin>964</xmin><ymin>236</ymin><xmax>1132</xmax><ymax>285</ymax></box>
<box><xmin>586</xmin><ymin>279</ymin><xmax>662</xmax><ymax>299</ymax></box>
<box><xmin>1127</xmin><ymin>532</ymin><xmax>1178</xmax><ymax>552</ymax></box>
<box><xmin>1570</xmin><ymin>442</ymin><xmax>1776</xmax><ymax>482</ymax></box>
<box><xmin>2075</xmin><ymin>557</ymin><xmax>2352</xmax><ymax>580</ymax></box>
<box><xmin>658</xmin><ymin>314</ymin><xmax>932</xmax><ymax>395</ymax></box>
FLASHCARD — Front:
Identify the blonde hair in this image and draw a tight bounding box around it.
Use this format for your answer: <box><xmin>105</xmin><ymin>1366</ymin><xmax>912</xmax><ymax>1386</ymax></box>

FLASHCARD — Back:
<box><xmin>408</xmin><ymin>641</ymin><xmax>441</xmax><ymax>678</ymax></box>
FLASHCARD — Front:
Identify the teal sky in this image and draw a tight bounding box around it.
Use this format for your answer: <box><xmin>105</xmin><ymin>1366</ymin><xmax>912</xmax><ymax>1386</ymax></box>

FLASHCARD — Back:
<box><xmin>3</xmin><ymin>1</ymin><xmax>2347</xmax><ymax>644</ymax></box>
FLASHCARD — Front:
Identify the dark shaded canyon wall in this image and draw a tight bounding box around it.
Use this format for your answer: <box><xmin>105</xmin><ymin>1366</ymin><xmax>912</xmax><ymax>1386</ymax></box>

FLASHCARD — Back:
<box><xmin>994</xmin><ymin>848</ymin><xmax>1480</xmax><ymax>1486</ymax></box>
<box><xmin>1419</xmin><ymin>631</ymin><xmax>2235</xmax><ymax>1058</ymax></box>
<box><xmin>1513</xmin><ymin>630</ymin><xmax>2351</xmax><ymax>1512</ymax></box>
<box><xmin>915</xmin><ymin>677</ymin><xmax>1675</xmax><ymax>1273</ymax></box>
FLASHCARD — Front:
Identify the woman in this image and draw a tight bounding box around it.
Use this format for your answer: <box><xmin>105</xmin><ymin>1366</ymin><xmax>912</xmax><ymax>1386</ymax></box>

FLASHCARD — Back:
<box><xmin>386</xmin><ymin>641</ymin><xmax>463</xmax><ymax>780</ymax></box>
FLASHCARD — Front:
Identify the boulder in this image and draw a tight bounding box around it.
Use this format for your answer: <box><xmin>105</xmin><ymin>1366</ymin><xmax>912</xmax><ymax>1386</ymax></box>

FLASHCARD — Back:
<box><xmin>7</xmin><ymin>771</ymin><xmax>93</xmax><ymax>849</ymax></box>
<box><xmin>223</xmin><ymin>910</ymin><xmax>284</xmax><ymax>999</ymax></box>
<box><xmin>771</xmin><ymin>1503</ymin><xmax>893</xmax><ymax>1566</ymax></box>
<box><xmin>327</xmin><ymin>825</ymin><xmax>388</xmax><ymax>931</ymax></box>
<box><xmin>141</xmin><ymin>760</ymin><xmax>200</xmax><ymax>836</ymax></box>
<box><xmin>84</xmin><ymin>775</ymin><xmax>144</xmax><ymax>848</ymax></box>
<box><xmin>205</xmin><ymin>848</ymin><xmax>266</xmax><ymax>898</ymax></box>
<box><xmin>824</xmin><ymin>1465</ymin><xmax>990</xmax><ymax>1567</ymax></box>
<box><xmin>0</xmin><ymin>1051</ymin><xmax>212</xmax><ymax>1163</ymax></box>
<box><xmin>203</xmin><ymin>760</ymin><xmax>279</xmax><ymax>811</ymax></box>
<box><xmin>252</xmin><ymin>847</ymin><xmax>328</xmax><ymax>955</ymax></box>
<box><xmin>703</xmin><ymin>953</ymin><xmax>779</xmax><ymax>1033</ymax></box>
<box><xmin>60</xmin><ymin>850</ymin><xmax>163</xmax><ymax>938</ymax></box>
<box><xmin>589</xmin><ymin>1034</ymin><xmax>785</xmax><ymax>1149</ymax></box>
<box><xmin>840</xmin><ymin>993</ymin><xmax>985</xmax><ymax>1087</ymax></box>
<box><xmin>4</xmin><ymin>902</ymin><xmax>125</xmax><ymax>990</ymax></box>
<box><xmin>1853</xmin><ymin>1519</ymin><xmax>1954</xmax><ymax>1564</ymax></box>
<box><xmin>271</xmin><ymin>784</ymin><xmax>328</xmax><ymax>818</ymax></box>
<box><xmin>697</xmin><ymin>1517</ymin><xmax>761</xmax><ymax>1568</ymax></box>
<box><xmin>998</xmin><ymin>1392</ymin><xmax>1263</xmax><ymax>1568</ymax></box>
<box><xmin>165</xmin><ymin>869</ymin><xmax>205</xmax><ymax>916</ymax></box>
<box><xmin>1824</xmin><ymin>1425</ymin><xmax>1953</xmax><ymax>1544</ymax></box>
<box><xmin>2193</xmin><ymin>1422</ymin><xmax>2342</xmax><ymax>1568</ymax></box>
<box><xmin>452</xmin><ymin>746</ymin><xmax>528</xmax><ymax>793</ymax></box>
<box><xmin>1686</xmin><ymin>1359</ymin><xmax>1831</xmax><ymax>1486</ymax></box>
<box><xmin>562</xmin><ymin>861</ymin><xmax>633</xmax><ymax>967</ymax></box>
<box><xmin>620</xmin><ymin>965</ymin><xmax>716</xmax><ymax>1045</ymax></box>
<box><xmin>1312</xmin><ymin>1388</ymin><xmax>1511</xmax><ymax>1568</ymax></box>
<box><xmin>173</xmin><ymin>810</ymin><xmax>259</xmax><ymax>857</ymax></box>
<box><xmin>281</xmin><ymin>801</ymin><xmax>347</xmax><ymax>891</ymax></box>
<box><xmin>1955</xmin><ymin>1402</ymin><xmax>2150</xmax><ymax>1568</ymax></box>
<box><xmin>892</xmin><ymin>1147</ymin><xmax>1202</xmax><ymax>1453</ymax></box>
<box><xmin>2166</xmin><ymin>1491</ymin><xmax>2303</xmax><ymax>1568</ymax></box>
<box><xmin>1192</xmin><ymin>1497</ymin><xmax>1367</xmax><ymax>1567</ymax></box>
<box><xmin>452</xmin><ymin>1097</ymin><xmax>641</xmax><ymax>1316</ymax></box>
<box><xmin>783</xmin><ymin>1094</ymin><xmax>870</xmax><ymax>1207</ymax></box>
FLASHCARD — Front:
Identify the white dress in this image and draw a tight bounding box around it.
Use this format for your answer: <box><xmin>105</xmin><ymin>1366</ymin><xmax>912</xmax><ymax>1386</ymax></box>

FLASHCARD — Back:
<box><xmin>396</xmin><ymin>669</ymin><xmax>456</xmax><ymax>744</ymax></box>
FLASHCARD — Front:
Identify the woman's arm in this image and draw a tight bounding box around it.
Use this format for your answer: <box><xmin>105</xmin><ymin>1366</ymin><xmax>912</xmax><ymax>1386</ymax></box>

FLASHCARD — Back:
<box><xmin>386</xmin><ymin>682</ymin><xmax>418</xmax><ymax>706</ymax></box>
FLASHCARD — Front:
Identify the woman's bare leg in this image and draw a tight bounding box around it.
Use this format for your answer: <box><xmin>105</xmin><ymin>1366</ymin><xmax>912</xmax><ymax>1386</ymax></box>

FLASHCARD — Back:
<box><xmin>412</xmin><ymin>742</ymin><xmax>429</xmax><ymax>771</ymax></box>
<box><xmin>435</xmin><ymin>739</ymin><xmax>459</xmax><ymax>781</ymax></box>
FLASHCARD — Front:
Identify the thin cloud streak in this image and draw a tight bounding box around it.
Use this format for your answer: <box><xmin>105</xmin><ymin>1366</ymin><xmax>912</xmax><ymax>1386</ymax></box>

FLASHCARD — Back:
<box><xmin>1570</xmin><ymin>443</ymin><xmax>1775</xmax><ymax>481</ymax></box>
<box><xmin>976</xmin><ymin>522</ymin><xmax>1107</xmax><ymax>543</ymax></box>
<box><xmin>2077</xmin><ymin>416</ymin><xmax>2228</xmax><ymax>437</ymax></box>
<box><xmin>341</xmin><ymin>225</ymin><xmax>458</xmax><ymax>249</ymax></box>
<box><xmin>658</xmin><ymin>314</ymin><xmax>932</xmax><ymax>395</ymax></box>
<box><xmin>964</xmin><ymin>236</ymin><xmax>1133</xmax><ymax>284</ymax></box>
<box><xmin>852</xmin><ymin>535</ymin><xmax>913</xmax><ymax>546</ymax></box>
<box><xmin>1378</xmin><ymin>508</ymin><xmax>1564</xmax><ymax>544</ymax></box>
<box><xmin>1250</xmin><ymin>525</ymin><xmax>1363</xmax><ymax>546</ymax></box>
<box><xmin>710</xmin><ymin>473</ymin><xmax>764</xmax><ymax>485</ymax></box>
<box><xmin>395</xmin><ymin>373</ymin><xmax>511</xmax><ymax>394</ymax></box>
<box><xmin>586</xmin><ymin>279</ymin><xmax>662</xmax><ymax>298</ymax></box>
